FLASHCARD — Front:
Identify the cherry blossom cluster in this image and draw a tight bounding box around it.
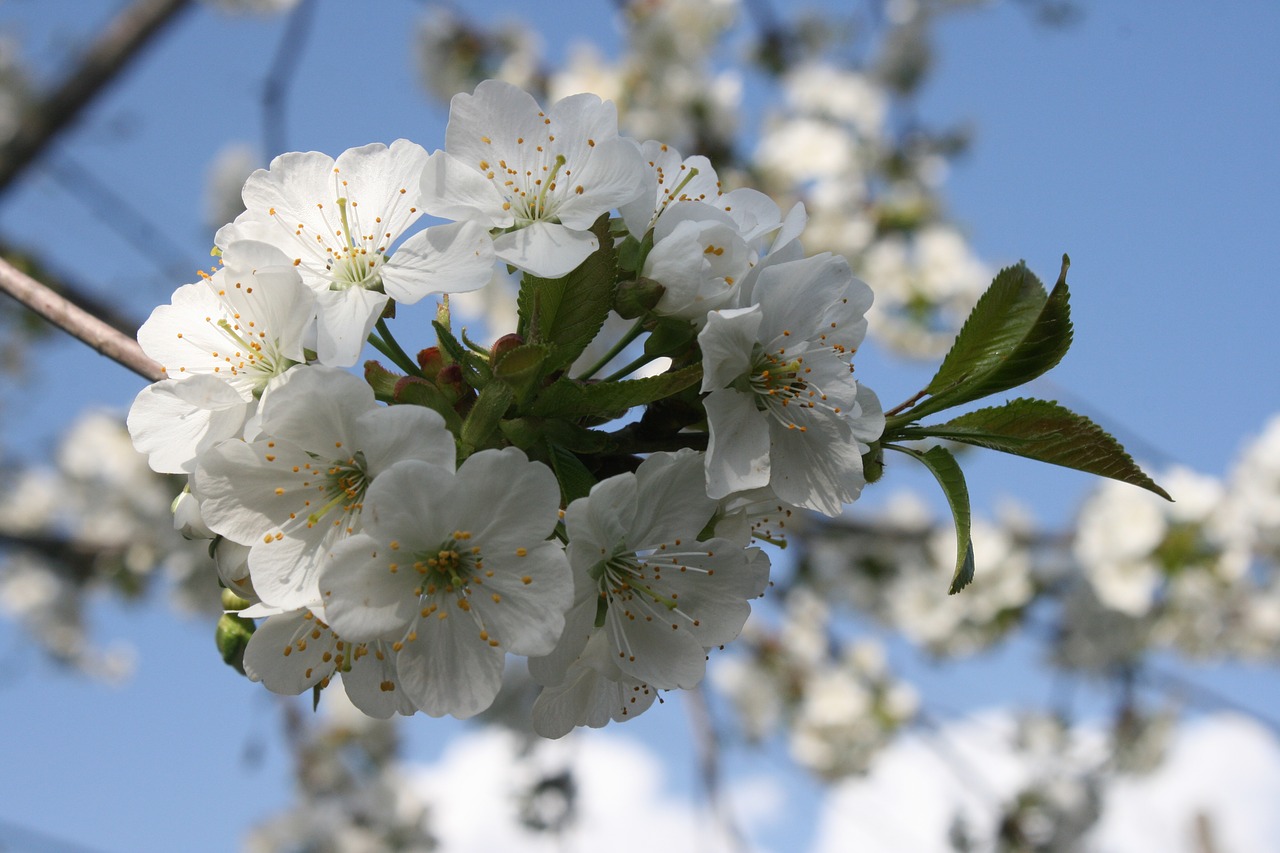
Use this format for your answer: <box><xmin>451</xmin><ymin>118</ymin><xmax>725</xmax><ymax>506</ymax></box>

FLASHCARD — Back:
<box><xmin>125</xmin><ymin>79</ymin><xmax>884</xmax><ymax>733</ymax></box>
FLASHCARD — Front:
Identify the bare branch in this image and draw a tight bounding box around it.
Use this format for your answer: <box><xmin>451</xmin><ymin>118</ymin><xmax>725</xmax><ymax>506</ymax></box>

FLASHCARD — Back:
<box><xmin>0</xmin><ymin>0</ymin><xmax>195</xmax><ymax>198</ymax></box>
<box><xmin>262</xmin><ymin>0</ymin><xmax>318</xmax><ymax>159</ymax></box>
<box><xmin>0</xmin><ymin>255</ymin><xmax>162</xmax><ymax>381</ymax></box>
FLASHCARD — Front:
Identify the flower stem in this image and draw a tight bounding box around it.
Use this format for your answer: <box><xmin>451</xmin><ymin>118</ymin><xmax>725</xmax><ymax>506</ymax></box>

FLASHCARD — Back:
<box><xmin>373</xmin><ymin>317</ymin><xmax>421</xmax><ymax>377</ymax></box>
<box><xmin>602</xmin><ymin>349</ymin><xmax>657</xmax><ymax>382</ymax></box>
<box><xmin>577</xmin><ymin>318</ymin><xmax>646</xmax><ymax>380</ymax></box>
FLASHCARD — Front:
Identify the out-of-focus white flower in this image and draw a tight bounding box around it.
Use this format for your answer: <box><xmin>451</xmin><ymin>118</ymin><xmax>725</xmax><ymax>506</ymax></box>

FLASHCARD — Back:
<box><xmin>784</xmin><ymin>64</ymin><xmax>887</xmax><ymax>137</ymax></box>
<box><xmin>859</xmin><ymin>225</ymin><xmax>990</xmax><ymax>357</ymax></box>
<box><xmin>203</xmin><ymin>142</ymin><xmax>257</xmax><ymax>230</ymax></box>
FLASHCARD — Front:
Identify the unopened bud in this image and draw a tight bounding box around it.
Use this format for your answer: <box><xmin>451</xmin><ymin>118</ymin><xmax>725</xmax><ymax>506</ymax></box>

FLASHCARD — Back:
<box><xmin>614</xmin><ymin>276</ymin><xmax>666</xmax><ymax>319</ymax></box>
<box><xmin>215</xmin><ymin>612</ymin><xmax>255</xmax><ymax>675</ymax></box>
<box><xmin>364</xmin><ymin>360</ymin><xmax>404</xmax><ymax>398</ymax></box>
<box><xmin>489</xmin><ymin>333</ymin><xmax>525</xmax><ymax>365</ymax></box>
<box><xmin>417</xmin><ymin>346</ymin><xmax>445</xmax><ymax>379</ymax></box>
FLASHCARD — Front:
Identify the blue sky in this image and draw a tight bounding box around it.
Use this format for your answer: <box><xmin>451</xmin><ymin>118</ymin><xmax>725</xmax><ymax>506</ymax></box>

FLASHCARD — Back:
<box><xmin>1</xmin><ymin>2</ymin><xmax>1278</xmax><ymax>850</ymax></box>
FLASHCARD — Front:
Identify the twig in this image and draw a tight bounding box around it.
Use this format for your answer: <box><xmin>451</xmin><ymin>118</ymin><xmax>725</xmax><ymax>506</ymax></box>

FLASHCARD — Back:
<box><xmin>0</xmin><ymin>0</ymin><xmax>195</xmax><ymax>198</ymax></box>
<box><xmin>262</xmin><ymin>0</ymin><xmax>317</xmax><ymax>159</ymax></box>
<box><xmin>0</xmin><ymin>255</ymin><xmax>163</xmax><ymax>381</ymax></box>
<box><xmin>45</xmin><ymin>153</ymin><xmax>196</xmax><ymax>278</ymax></box>
<box><xmin>686</xmin><ymin>684</ymin><xmax>750</xmax><ymax>852</ymax></box>
<box><xmin>0</xmin><ymin>239</ymin><xmax>143</xmax><ymax>336</ymax></box>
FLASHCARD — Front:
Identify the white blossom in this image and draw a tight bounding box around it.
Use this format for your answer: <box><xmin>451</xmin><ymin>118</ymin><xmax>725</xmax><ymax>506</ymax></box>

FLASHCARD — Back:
<box><xmin>420</xmin><ymin>80</ymin><xmax>646</xmax><ymax>277</ymax></box>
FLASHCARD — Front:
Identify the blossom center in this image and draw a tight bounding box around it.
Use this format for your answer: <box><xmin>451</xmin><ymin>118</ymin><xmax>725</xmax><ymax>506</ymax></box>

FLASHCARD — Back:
<box><xmin>306</xmin><ymin>452</ymin><xmax>370</xmax><ymax>526</ymax></box>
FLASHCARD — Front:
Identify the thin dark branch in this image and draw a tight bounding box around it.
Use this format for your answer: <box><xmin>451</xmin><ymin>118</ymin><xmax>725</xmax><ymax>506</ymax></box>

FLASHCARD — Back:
<box><xmin>262</xmin><ymin>0</ymin><xmax>317</xmax><ymax>160</ymax></box>
<box><xmin>686</xmin><ymin>684</ymin><xmax>750</xmax><ymax>852</ymax></box>
<box><xmin>44</xmin><ymin>152</ymin><xmax>197</xmax><ymax>277</ymax></box>
<box><xmin>0</xmin><ymin>0</ymin><xmax>195</xmax><ymax>199</ymax></box>
<box><xmin>0</xmin><ymin>255</ymin><xmax>163</xmax><ymax>381</ymax></box>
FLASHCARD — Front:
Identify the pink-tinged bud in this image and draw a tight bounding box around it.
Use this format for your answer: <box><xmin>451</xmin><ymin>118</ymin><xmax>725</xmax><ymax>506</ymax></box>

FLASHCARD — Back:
<box><xmin>437</xmin><ymin>362</ymin><xmax>465</xmax><ymax>395</ymax></box>
<box><xmin>489</xmin><ymin>333</ymin><xmax>525</xmax><ymax>365</ymax></box>
<box><xmin>417</xmin><ymin>346</ymin><xmax>445</xmax><ymax>378</ymax></box>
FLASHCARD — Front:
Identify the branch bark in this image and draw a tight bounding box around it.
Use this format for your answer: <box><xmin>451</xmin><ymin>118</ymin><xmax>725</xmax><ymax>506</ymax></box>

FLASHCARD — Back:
<box><xmin>0</xmin><ymin>0</ymin><xmax>195</xmax><ymax>198</ymax></box>
<box><xmin>0</xmin><ymin>255</ymin><xmax>162</xmax><ymax>381</ymax></box>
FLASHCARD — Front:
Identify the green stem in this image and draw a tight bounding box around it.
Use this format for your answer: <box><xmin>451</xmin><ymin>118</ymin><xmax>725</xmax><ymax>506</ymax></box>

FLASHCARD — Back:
<box><xmin>602</xmin><ymin>350</ymin><xmax>659</xmax><ymax>382</ymax></box>
<box><xmin>577</xmin><ymin>318</ymin><xmax>646</xmax><ymax>380</ymax></box>
<box><xmin>373</xmin><ymin>317</ymin><xmax>421</xmax><ymax>377</ymax></box>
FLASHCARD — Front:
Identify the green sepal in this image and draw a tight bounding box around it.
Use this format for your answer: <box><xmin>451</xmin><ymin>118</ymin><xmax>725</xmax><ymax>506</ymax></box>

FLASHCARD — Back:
<box><xmin>898</xmin><ymin>397</ymin><xmax>1171</xmax><ymax>500</ymax></box>
<box><xmin>364</xmin><ymin>360</ymin><xmax>404</xmax><ymax>402</ymax></box>
<box><xmin>215</xmin><ymin>612</ymin><xmax>255</xmax><ymax>675</ymax></box>
<box><xmin>492</xmin><ymin>342</ymin><xmax>551</xmax><ymax>407</ymax></box>
<box><xmin>861</xmin><ymin>441</ymin><xmax>884</xmax><ymax>485</ymax></box>
<box><xmin>643</xmin><ymin>317</ymin><xmax>698</xmax><ymax>359</ymax></box>
<box><xmin>614</xmin><ymin>277</ymin><xmax>666</xmax><ymax>320</ymax></box>
<box><xmin>898</xmin><ymin>256</ymin><xmax>1073</xmax><ymax>425</ymax></box>
<box><xmin>516</xmin><ymin>214</ymin><xmax>617</xmax><ymax>372</ymax></box>
<box><xmin>593</xmin><ymin>594</ymin><xmax>608</xmax><ymax>629</ymax></box>
<box><xmin>528</xmin><ymin>364</ymin><xmax>702</xmax><ymax>420</ymax></box>
<box><xmin>461</xmin><ymin>380</ymin><xmax>516</xmax><ymax>452</ymax></box>
<box><xmin>498</xmin><ymin>417</ymin><xmax>543</xmax><ymax>451</ymax></box>
<box><xmin>887</xmin><ymin>443</ymin><xmax>975</xmax><ymax>594</ymax></box>
<box><xmin>393</xmin><ymin>376</ymin><xmax>463</xmax><ymax>434</ymax></box>
<box><xmin>547</xmin><ymin>442</ymin><xmax>598</xmax><ymax>505</ymax></box>
<box><xmin>433</xmin><ymin>320</ymin><xmax>490</xmax><ymax>386</ymax></box>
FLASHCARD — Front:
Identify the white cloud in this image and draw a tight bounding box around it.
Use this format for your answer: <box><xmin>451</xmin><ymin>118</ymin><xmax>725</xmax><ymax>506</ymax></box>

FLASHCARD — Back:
<box><xmin>811</xmin><ymin>711</ymin><xmax>1280</xmax><ymax>853</ymax></box>
<box><xmin>408</xmin><ymin>727</ymin><xmax>786</xmax><ymax>852</ymax></box>
<box><xmin>1093</xmin><ymin>714</ymin><xmax>1280</xmax><ymax>853</ymax></box>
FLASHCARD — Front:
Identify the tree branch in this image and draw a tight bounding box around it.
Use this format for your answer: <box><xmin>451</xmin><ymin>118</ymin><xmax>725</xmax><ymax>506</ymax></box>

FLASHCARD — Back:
<box><xmin>0</xmin><ymin>255</ymin><xmax>162</xmax><ymax>381</ymax></box>
<box><xmin>0</xmin><ymin>0</ymin><xmax>195</xmax><ymax>198</ymax></box>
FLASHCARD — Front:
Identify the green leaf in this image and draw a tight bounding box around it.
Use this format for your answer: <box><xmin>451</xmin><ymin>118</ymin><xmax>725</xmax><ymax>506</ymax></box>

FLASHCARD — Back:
<box><xmin>516</xmin><ymin>214</ymin><xmax>617</xmax><ymax>372</ymax></box>
<box><xmin>547</xmin><ymin>442</ymin><xmax>598</xmax><ymax>505</ymax></box>
<box><xmin>887</xmin><ymin>443</ymin><xmax>975</xmax><ymax>594</ymax></box>
<box><xmin>528</xmin><ymin>364</ymin><xmax>702</xmax><ymax>420</ymax></box>
<box><xmin>461</xmin><ymin>381</ymin><xmax>515</xmax><ymax>452</ymax></box>
<box><xmin>906</xmin><ymin>257</ymin><xmax>1073</xmax><ymax>423</ymax></box>
<box><xmin>900</xmin><ymin>397</ymin><xmax>1172</xmax><ymax>500</ymax></box>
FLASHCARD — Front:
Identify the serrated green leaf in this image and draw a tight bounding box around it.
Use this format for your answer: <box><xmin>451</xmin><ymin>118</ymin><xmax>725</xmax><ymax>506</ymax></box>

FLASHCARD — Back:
<box><xmin>516</xmin><ymin>214</ymin><xmax>617</xmax><ymax>372</ymax></box>
<box><xmin>547</xmin><ymin>442</ymin><xmax>598</xmax><ymax>505</ymax></box>
<box><xmin>907</xmin><ymin>257</ymin><xmax>1073</xmax><ymax>422</ymax></box>
<box><xmin>528</xmin><ymin>364</ymin><xmax>702</xmax><ymax>419</ymax></box>
<box><xmin>901</xmin><ymin>397</ymin><xmax>1171</xmax><ymax>500</ymax></box>
<box><xmin>887</xmin><ymin>443</ymin><xmax>975</xmax><ymax>594</ymax></box>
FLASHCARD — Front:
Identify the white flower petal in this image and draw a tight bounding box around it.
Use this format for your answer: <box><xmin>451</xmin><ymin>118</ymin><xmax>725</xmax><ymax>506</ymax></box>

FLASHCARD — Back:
<box><xmin>493</xmin><ymin>221</ymin><xmax>599</xmax><ymax>278</ymax></box>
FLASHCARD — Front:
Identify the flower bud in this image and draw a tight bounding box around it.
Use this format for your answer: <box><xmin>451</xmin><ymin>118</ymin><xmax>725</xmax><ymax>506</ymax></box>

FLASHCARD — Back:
<box><xmin>364</xmin><ymin>360</ymin><xmax>405</xmax><ymax>398</ymax></box>
<box><xmin>489</xmin><ymin>333</ymin><xmax>525</xmax><ymax>366</ymax></box>
<box><xmin>417</xmin><ymin>346</ymin><xmax>445</xmax><ymax>379</ymax></box>
<box><xmin>215</xmin><ymin>612</ymin><xmax>255</xmax><ymax>675</ymax></box>
<box><xmin>614</xmin><ymin>276</ymin><xmax>666</xmax><ymax>319</ymax></box>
